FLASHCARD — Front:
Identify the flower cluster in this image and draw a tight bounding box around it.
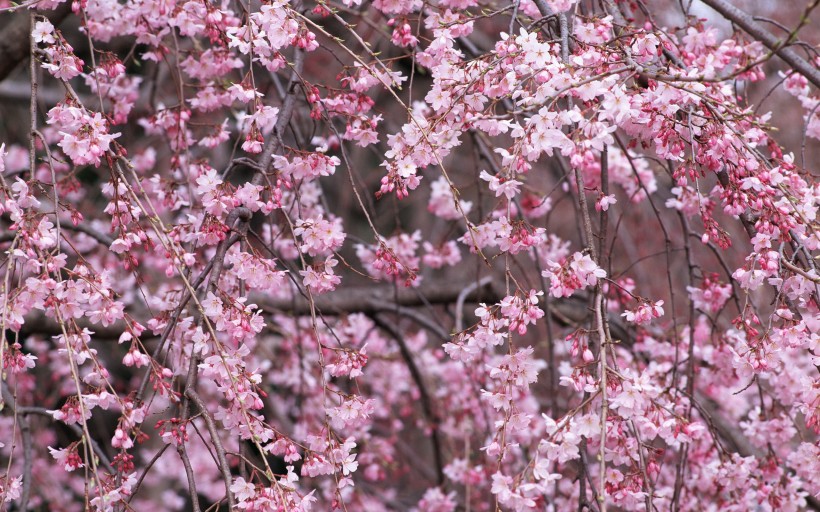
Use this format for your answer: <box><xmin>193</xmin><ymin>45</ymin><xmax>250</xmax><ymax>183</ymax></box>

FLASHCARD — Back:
<box><xmin>2</xmin><ymin>0</ymin><xmax>819</xmax><ymax>511</ymax></box>
<box><xmin>542</xmin><ymin>252</ymin><xmax>607</xmax><ymax>298</ymax></box>
<box><xmin>33</xmin><ymin>20</ymin><xmax>84</xmax><ymax>80</ymax></box>
<box><xmin>47</xmin><ymin>102</ymin><xmax>121</xmax><ymax>167</ymax></box>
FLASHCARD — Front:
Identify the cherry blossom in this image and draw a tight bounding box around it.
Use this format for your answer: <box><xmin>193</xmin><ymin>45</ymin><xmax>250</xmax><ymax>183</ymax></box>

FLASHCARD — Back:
<box><xmin>1</xmin><ymin>0</ymin><xmax>818</xmax><ymax>511</ymax></box>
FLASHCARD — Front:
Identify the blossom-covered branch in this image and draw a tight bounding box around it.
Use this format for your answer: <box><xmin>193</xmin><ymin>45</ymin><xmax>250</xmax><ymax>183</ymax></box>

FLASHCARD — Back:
<box><xmin>1</xmin><ymin>0</ymin><xmax>819</xmax><ymax>510</ymax></box>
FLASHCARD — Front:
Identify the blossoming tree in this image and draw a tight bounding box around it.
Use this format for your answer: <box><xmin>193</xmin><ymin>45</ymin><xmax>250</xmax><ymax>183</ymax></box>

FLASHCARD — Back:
<box><xmin>0</xmin><ymin>0</ymin><xmax>819</xmax><ymax>509</ymax></box>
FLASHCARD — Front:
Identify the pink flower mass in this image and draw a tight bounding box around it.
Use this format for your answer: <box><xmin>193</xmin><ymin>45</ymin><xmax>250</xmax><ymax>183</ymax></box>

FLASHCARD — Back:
<box><xmin>0</xmin><ymin>0</ymin><xmax>819</xmax><ymax>510</ymax></box>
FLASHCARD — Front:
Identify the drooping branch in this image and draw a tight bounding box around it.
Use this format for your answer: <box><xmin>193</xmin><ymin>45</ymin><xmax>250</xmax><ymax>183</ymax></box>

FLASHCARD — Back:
<box><xmin>254</xmin><ymin>12</ymin><xmax>305</xmax><ymax>186</ymax></box>
<box><xmin>372</xmin><ymin>315</ymin><xmax>445</xmax><ymax>487</ymax></box>
<box><xmin>2</xmin><ymin>383</ymin><xmax>114</xmax><ymax>474</ymax></box>
<box><xmin>177</xmin><ymin>443</ymin><xmax>201</xmax><ymax>512</ymax></box>
<box><xmin>185</xmin><ymin>389</ymin><xmax>236</xmax><ymax>511</ymax></box>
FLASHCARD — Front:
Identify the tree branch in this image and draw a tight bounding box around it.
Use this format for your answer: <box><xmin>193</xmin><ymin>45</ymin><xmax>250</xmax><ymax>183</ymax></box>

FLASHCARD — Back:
<box><xmin>700</xmin><ymin>0</ymin><xmax>820</xmax><ymax>89</ymax></box>
<box><xmin>255</xmin><ymin>279</ymin><xmax>498</xmax><ymax>317</ymax></box>
<box><xmin>2</xmin><ymin>384</ymin><xmax>114</xmax><ymax>475</ymax></box>
<box><xmin>0</xmin><ymin>3</ymin><xmax>72</xmax><ymax>82</ymax></box>
<box><xmin>371</xmin><ymin>314</ymin><xmax>445</xmax><ymax>487</ymax></box>
<box><xmin>186</xmin><ymin>389</ymin><xmax>236</xmax><ymax>510</ymax></box>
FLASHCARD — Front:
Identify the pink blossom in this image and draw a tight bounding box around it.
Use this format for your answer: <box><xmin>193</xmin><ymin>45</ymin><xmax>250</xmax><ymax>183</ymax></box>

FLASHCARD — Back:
<box><xmin>543</xmin><ymin>252</ymin><xmax>607</xmax><ymax>297</ymax></box>
<box><xmin>49</xmin><ymin>445</ymin><xmax>85</xmax><ymax>472</ymax></box>
<box><xmin>622</xmin><ymin>300</ymin><xmax>664</xmax><ymax>325</ymax></box>
<box><xmin>293</xmin><ymin>216</ymin><xmax>345</xmax><ymax>256</ymax></box>
<box><xmin>4</xmin><ymin>3</ymin><xmax>820</xmax><ymax>511</ymax></box>
<box><xmin>596</xmin><ymin>194</ymin><xmax>617</xmax><ymax>211</ymax></box>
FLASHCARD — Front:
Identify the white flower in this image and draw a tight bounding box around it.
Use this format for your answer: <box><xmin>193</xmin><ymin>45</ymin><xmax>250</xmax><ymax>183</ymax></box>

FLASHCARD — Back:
<box><xmin>32</xmin><ymin>20</ymin><xmax>56</xmax><ymax>44</ymax></box>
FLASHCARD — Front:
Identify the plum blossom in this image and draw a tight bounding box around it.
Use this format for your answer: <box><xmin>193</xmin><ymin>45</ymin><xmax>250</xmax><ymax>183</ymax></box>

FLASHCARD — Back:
<box><xmin>428</xmin><ymin>176</ymin><xmax>472</xmax><ymax>220</ymax></box>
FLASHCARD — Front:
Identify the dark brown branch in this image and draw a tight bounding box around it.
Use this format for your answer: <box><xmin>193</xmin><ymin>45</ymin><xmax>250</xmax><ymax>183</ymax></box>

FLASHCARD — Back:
<box><xmin>372</xmin><ymin>314</ymin><xmax>445</xmax><ymax>487</ymax></box>
<box><xmin>177</xmin><ymin>443</ymin><xmax>201</xmax><ymax>512</ymax></box>
<box><xmin>61</xmin><ymin>223</ymin><xmax>115</xmax><ymax>247</ymax></box>
<box><xmin>19</xmin><ymin>309</ymin><xmax>128</xmax><ymax>339</ymax></box>
<box><xmin>254</xmin><ymin>30</ymin><xmax>305</xmax><ymax>186</ymax></box>
<box><xmin>700</xmin><ymin>0</ymin><xmax>820</xmax><ymax>89</ymax></box>
<box><xmin>255</xmin><ymin>279</ymin><xmax>632</xmax><ymax>343</ymax></box>
<box><xmin>256</xmin><ymin>279</ymin><xmax>498</xmax><ymax>316</ymax></box>
<box><xmin>14</xmin><ymin>399</ymin><xmax>32</xmax><ymax>511</ymax></box>
<box><xmin>127</xmin><ymin>444</ymin><xmax>170</xmax><ymax>504</ymax></box>
<box><xmin>186</xmin><ymin>389</ymin><xmax>236</xmax><ymax>510</ymax></box>
<box><xmin>0</xmin><ymin>3</ymin><xmax>72</xmax><ymax>82</ymax></box>
<box><xmin>533</xmin><ymin>0</ymin><xmax>573</xmax><ymax>62</ymax></box>
<box><xmin>672</xmin><ymin>211</ymin><xmax>698</xmax><ymax>512</ymax></box>
<box><xmin>577</xmin><ymin>437</ymin><xmax>601</xmax><ymax>512</ymax></box>
<box><xmin>375</xmin><ymin>301</ymin><xmax>450</xmax><ymax>341</ymax></box>
<box><xmin>136</xmin><ymin>207</ymin><xmax>250</xmax><ymax>401</ymax></box>
<box><xmin>206</xmin><ymin>208</ymin><xmax>252</xmax><ymax>294</ymax></box>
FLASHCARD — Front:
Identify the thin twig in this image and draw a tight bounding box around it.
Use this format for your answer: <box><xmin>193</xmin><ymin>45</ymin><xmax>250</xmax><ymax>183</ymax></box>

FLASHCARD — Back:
<box><xmin>186</xmin><ymin>389</ymin><xmax>236</xmax><ymax>510</ymax></box>
<box><xmin>177</xmin><ymin>444</ymin><xmax>201</xmax><ymax>512</ymax></box>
